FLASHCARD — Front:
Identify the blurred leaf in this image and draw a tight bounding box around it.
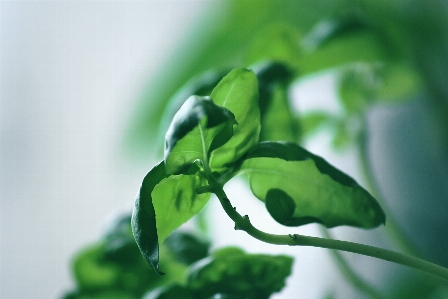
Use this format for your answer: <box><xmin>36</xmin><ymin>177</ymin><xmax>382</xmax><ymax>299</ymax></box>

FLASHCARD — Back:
<box><xmin>239</xmin><ymin>141</ymin><xmax>385</xmax><ymax>228</ymax></box>
<box><xmin>244</xmin><ymin>24</ymin><xmax>303</xmax><ymax>72</ymax></box>
<box><xmin>102</xmin><ymin>214</ymin><xmax>141</xmax><ymax>264</ymax></box>
<box><xmin>132</xmin><ymin>162</ymin><xmax>168</xmax><ymax>275</ymax></box>
<box><xmin>302</xmin><ymin>16</ymin><xmax>393</xmax><ymax>74</ymax></box>
<box><xmin>72</xmin><ymin>242</ymin><xmax>120</xmax><ymax>291</ymax></box>
<box><xmin>209</xmin><ymin>68</ymin><xmax>260</xmax><ymax>171</ymax></box>
<box><xmin>375</xmin><ymin>63</ymin><xmax>422</xmax><ymax>102</ymax></box>
<box><xmin>338</xmin><ymin>64</ymin><xmax>376</xmax><ymax>114</ymax></box>
<box><xmin>164</xmin><ymin>95</ymin><xmax>236</xmax><ymax>175</ymax></box>
<box><xmin>143</xmin><ymin>285</ymin><xmax>196</xmax><ymax>299</ymax></box>
<box><xmin>300</xmin><ymin>111</ymin><xmax>335</xmax><ymax>138</ymax></box>
<box><xmin>124</xmin><ymin>0</ymin><xmax>355</xmax><ymax>160</ymax></box>
<box><xmin>62</xmin><ymin>290</ymin><xmax>134</xmax><ymax>299</ymax></box>
<box><xmin>187</xmin><ymin>247</ymin><xmax>294</xmax><ymax>299</ymax></box>
<box><xmin>164</xmin><ymin>231</ymin><xmax>210</xmax><ymax>266</ymax></box>
<box><xmin>252</xmin><ymin>62</ymin><xmax>300</xmax><ymax>142</ymax></box>
<box><xmin>259</xmin><ymin>85</ymin><xmax>300</xmax><ymax>142</ymax></box>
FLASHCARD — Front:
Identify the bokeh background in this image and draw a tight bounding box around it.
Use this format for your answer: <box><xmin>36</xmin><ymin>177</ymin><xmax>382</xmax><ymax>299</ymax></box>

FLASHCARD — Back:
<box><xmin>2</xmin><ymin>1</ymin><xmax>448</xmax><ymax>299</ymax></box>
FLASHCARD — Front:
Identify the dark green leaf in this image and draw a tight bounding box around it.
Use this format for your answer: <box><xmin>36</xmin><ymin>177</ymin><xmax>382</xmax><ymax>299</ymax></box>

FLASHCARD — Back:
<box><xmin>187</xmin><ymin>247</ymin><xmax>293</xmax><ymax>299</ymax></box>
<box><xmin>62</xmin><ymin>289</ymin><xmax>135</xmax><ymax>299</ymax></box>
<box><xmin>103</xmin><ymin>214</ymin><xmax>141</xmax><ymax>264</ymax></box>
<box><xmin>209</xmin><ymin>68</ymin><xmax>260</xmax><ymax>171</ymax></box>
<box><xmin>132</xmin><ymin>162</ymin><xmax>169</xmax><ymax>275</ymax></box>
<box><xmin>164</xmin><ymin>231</ymin><xmax>210</xmax><ymax>266</ymax></box>
<box><xmin>165</xmin><ymin>95</ymin><xmax>236</xmax><ymax>175</ymax></box>
<box><xmin>240</xmin><ymin>141</ymin><xmax>385</xmax><ymax>228</ymax></box>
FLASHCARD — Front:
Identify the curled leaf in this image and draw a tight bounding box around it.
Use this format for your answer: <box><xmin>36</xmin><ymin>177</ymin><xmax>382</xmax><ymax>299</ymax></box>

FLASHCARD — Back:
<box><xmin>131</xmin><ymin>162</ymin><xmax>168</xmax><ymax>275</ymax></box>
<box><xmin>165</xmin><ymin>95</ymin><xmax>236</xmax><ymax>175</ymax></box>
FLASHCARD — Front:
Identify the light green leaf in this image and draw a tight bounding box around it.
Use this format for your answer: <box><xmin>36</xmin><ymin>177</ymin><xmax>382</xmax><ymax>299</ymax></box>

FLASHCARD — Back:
<box><xmin>240</xmin><ymin>141</ymin><xmax>385</xmax><ymax>228</ymax></box>
<box><xmin>152</xmin><ymin>174</ymin><xmax>211</xmax><ymax>245</ymax></box>
<box><xmin>338</xmin><ymin>65</ymin><xmax>376</xmax><ymax>114</ymax></box>
<box><xmin>209</xmin><ymin>68</ymin><xmax>260</xmax><ymax>171</ymax></box>
<box><xmin>244</xmin><ymin>24</ymin><xmax>303</xmax><ymax>73</ymax></box>
<box><xmin>302</xmin><ymin>17</ymin><xmax>392</xmax><ymax>74</ymax></box>
<box><xmin>300</xmin><ymin>111</ymin><xmax>335</xmax><ymax>139</ymax></box>
<box><xmin>164</xmin><ymin>95</ymin><xmax>236</xmax><ymax>175</ymax></box>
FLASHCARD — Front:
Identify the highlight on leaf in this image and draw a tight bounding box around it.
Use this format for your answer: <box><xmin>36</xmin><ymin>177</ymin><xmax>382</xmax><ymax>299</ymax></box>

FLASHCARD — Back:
<box><xmin>164</xmin><ymin>95</ymin><xmax>237</xmax><ymax>175</ymax></box>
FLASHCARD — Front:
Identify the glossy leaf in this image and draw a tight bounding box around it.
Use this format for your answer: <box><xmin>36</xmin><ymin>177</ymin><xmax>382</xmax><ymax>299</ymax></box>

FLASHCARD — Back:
<box><xmin>209</xmin><ymin>68</ymin><xmax>260</xmax><ymax>171</ymax></box>
<box><xmin>132</xmin><ymin>162</ymin><xmax>168</xmax><ymax>275</ymax></box>
<box><xmin>156</xmin><ymin>69</ymin><xmax>231</xmax><ymax>153</ymax></box>
<box><xmin>187</xmin><ymin>247</ymin><xmax>293</xmax><ymax>299</ymax></box>
<box><xmin>165</xmin><ymin>95</ymin><xmax>236</xmax><ymax>175</ymax></box>
<box><xmin>240</xmin><ymin>141</ymin><xmax>385</xmax><ymax>228</ymax></box>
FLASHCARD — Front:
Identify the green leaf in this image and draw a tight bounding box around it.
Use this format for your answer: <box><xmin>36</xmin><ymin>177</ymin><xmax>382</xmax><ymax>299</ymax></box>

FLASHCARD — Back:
<box><xmin>209</xmin><ymin>68</ymin><xmax>260</xmax><ymax>171</ymax></box>
<box><xmin>244</xmin><ymin>24</ymin><xmax>303</xmax><ymax>73</ymax></box>
<box><xmin>152</xmin><ymin>174</ymin><xmax>211</xmax><ymax>247</ymax></box>
<box><xmin>375</xmin><ymin>63</ymin><xmax>422</xmax><ymax>103</ymax></box>
<box><xmin>164</xmin><ymin>95</ymin><xmax>236</xmax><ymax>175</ymax></box>
<box><xmin>156</xmin><ymin>69</ymin><xmax>231</xmax><ymax>153</ymax></box>
<box><xmin>164</xmin><ymin>231</ymin><xmax>210</xmax><ymax>266</ymax></box>
<box><xmin>252</xmin><ymin>62</ymin><xmax>300</xmax><ymax>142</ymax></box>
<box><xmin>259</xmin><ymin>85</ymin><xmax>300</xmax><ymax>142</ymax></box>
<box><xmin>302</xmin><ymin>17</ymin><xmax>393</xmax><ymax>74</ymax></box>
<box><xmin>300</xmin><ymin>111</ymin><xmax>335</xmax><ymax>139</ymax></box>
<box><xmin>187</xmin><ymin>247</ymin><xmax>293</xmax><ymax>299</ymax></box>
<box><xmin>72</xmin><ymin>242</ymin><xmax>121</xmax><ymax>291</ymax></box>
<box><xmin>239</xmin><ymin>141</ymin><xmax>385</xmax><ymax>228</ymax></box>
<box><xmin>338</xmin><ymin>64</ymin><xmax>376</xmax><ymax>114</ymax></box>
<box><xmin>132</xmin><ymin>162</ymin><xmax>168</xmax><ymax>275</ymax></box>
<box><xmin>143</xmin><ymin>285</ymin><xmax>196</xmax><ymax>299</ymax></box>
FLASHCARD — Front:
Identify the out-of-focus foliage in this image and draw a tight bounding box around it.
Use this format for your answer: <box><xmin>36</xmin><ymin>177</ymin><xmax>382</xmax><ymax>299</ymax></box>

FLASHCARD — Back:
<box><xmin>143</xmin><ymin>247</ymin><xmax>294</xmax><ymax>299</ymax></box>
<box><xmin>63</xmin><ymin>214</ymin><xmax>293</xmax><ymax>299</ymax></box>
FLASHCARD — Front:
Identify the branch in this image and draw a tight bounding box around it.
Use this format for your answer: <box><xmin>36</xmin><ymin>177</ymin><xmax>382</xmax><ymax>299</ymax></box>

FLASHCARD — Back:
<box><xmin>207</xmin><ymin>177</ymin><xmax>448</xmax><ymax>283</ymax></box>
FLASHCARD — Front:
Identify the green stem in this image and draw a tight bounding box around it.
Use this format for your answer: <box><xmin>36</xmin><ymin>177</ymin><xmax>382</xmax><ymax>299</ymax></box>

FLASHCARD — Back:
<box><xmin>358</xmin><ymin>128</ymin><xmax>422</xmax><ymax>257</ymax></box>
<box><xmin>206</xmin><ymin>174</ymin><xmax>448</xmax><ymax>282</ymax></box>
<box><xmin>319</xmin><ymin>227</ymin><xmax>386</xmax><ymax>299</ymax></box>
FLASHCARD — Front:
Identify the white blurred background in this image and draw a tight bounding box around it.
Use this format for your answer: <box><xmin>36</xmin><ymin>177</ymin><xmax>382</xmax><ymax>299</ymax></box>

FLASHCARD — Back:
<box><xmin>1</xmin><ymin>2</ymin><xmax>210</xmax><ymax>298</ymax></box>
